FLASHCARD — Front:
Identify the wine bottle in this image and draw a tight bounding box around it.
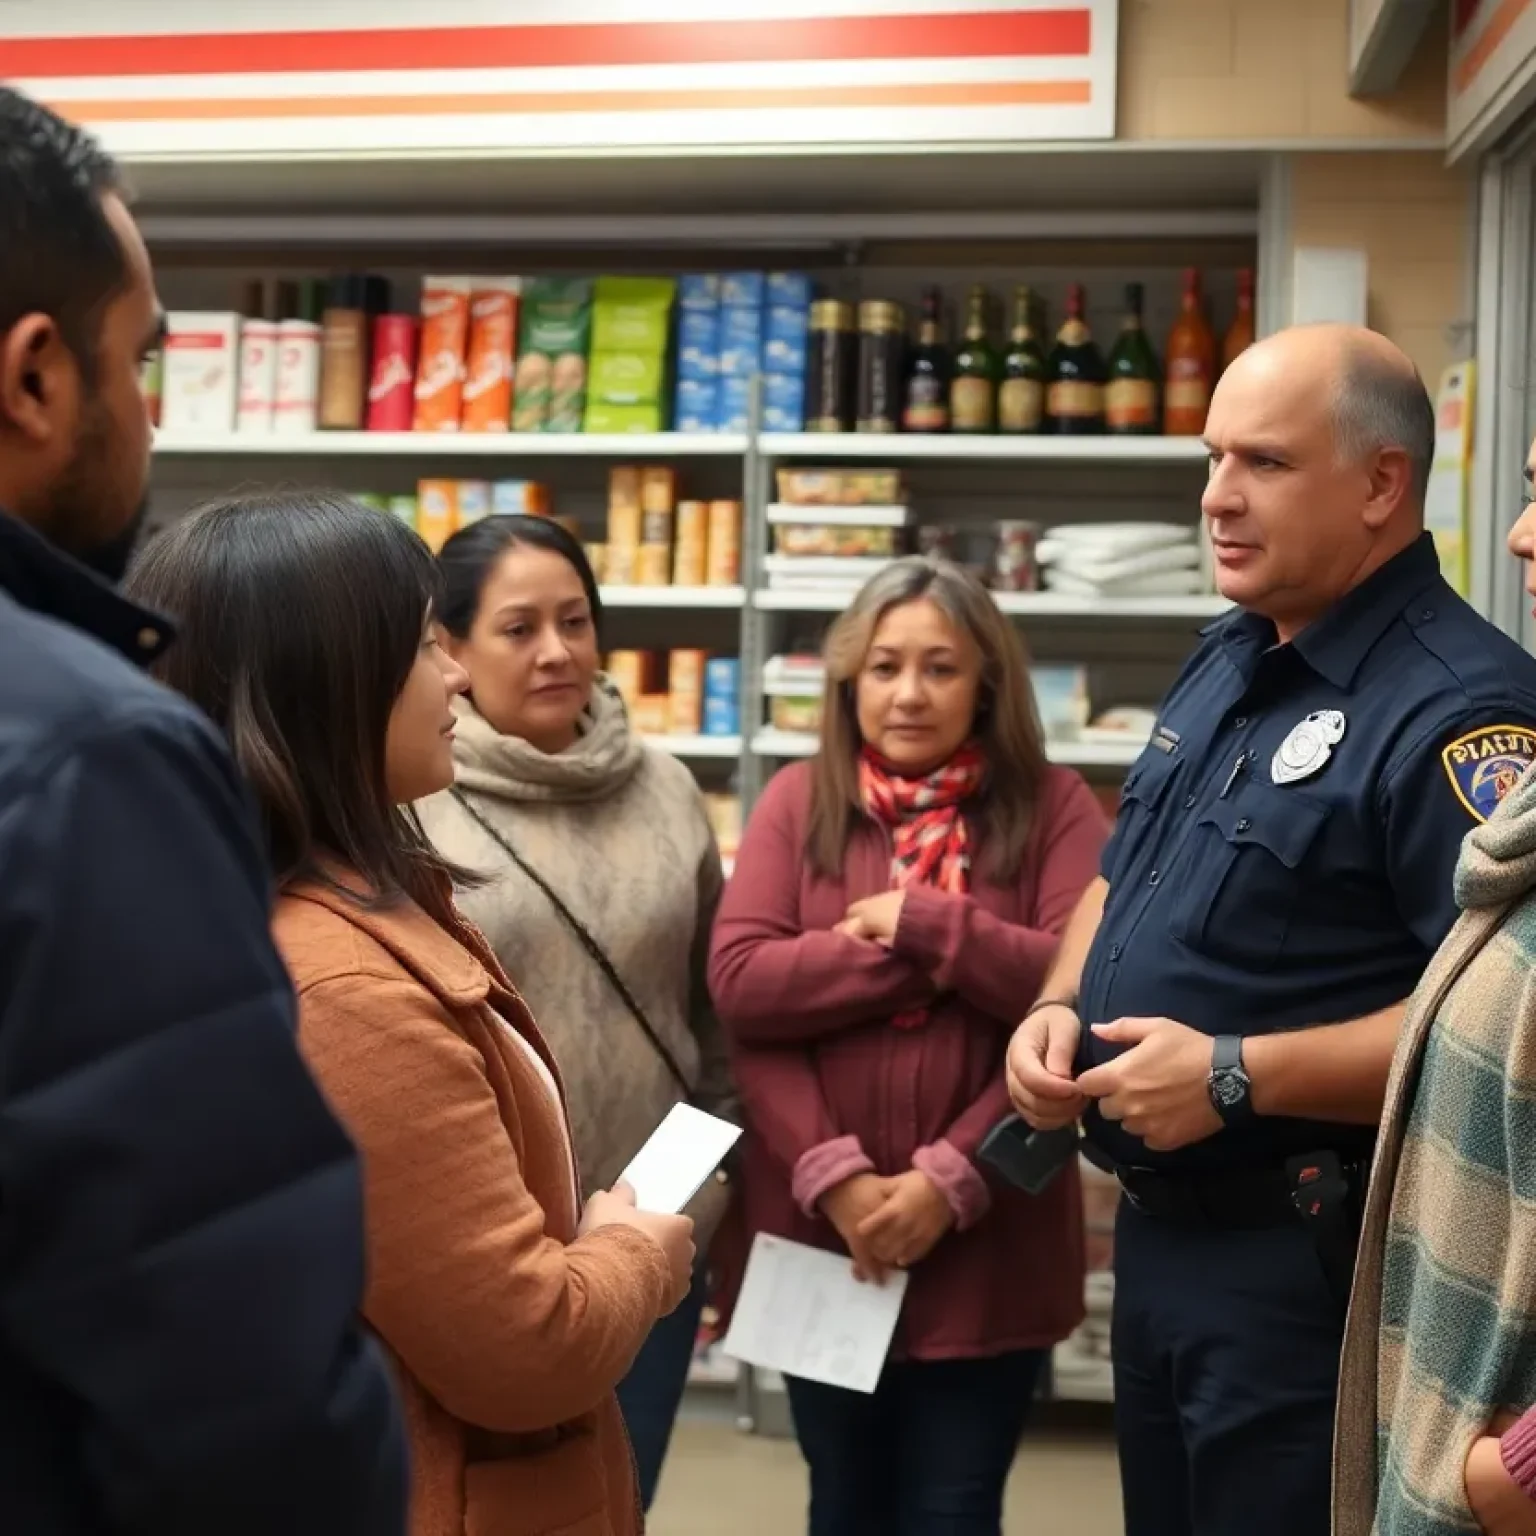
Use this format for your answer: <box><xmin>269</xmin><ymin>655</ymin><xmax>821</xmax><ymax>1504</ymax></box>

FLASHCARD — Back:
<box><xmin>1046</xmin><ymin>284</ymin><xmax>1106</xmax><ymax>436</ymax></box>
<box><xmin>1222</xmin><ymin>267</ymin><xmax>1256</xmax><ymax>372</ymax></box>
<box><xmin>1105</xmin><ymin>283</ymin><xmax>1161</xmax><ymax>436</ymax></box>
<box><xmin>1164</xmin><ymin>267</ymin><xmax>1217</xmax><ymax>436</ymax></box>
<box><xmin>999</xmin><ymin>286</ymin><xmax>1047</xmax><ymax>435</ymax></box>
<box><xmin>902</xmin><ymin>286</ymin><xmax>951</xmax><ymax>434</ymax></box>
<box><xmin>950</xmin><ymin>284</ymin><xmax>999</xmax><ymax>434</ymax></box>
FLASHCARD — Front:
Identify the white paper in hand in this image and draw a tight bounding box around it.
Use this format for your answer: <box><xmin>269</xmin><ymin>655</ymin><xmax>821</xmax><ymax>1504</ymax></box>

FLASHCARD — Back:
<box><xmin>722</xmin><ymin>1233</ymin><xmax>908</xmax><ymax>1395</ymax></box>
<box><xmin>619</xmin><ymin>1103</ymin><xmax>742</xmax><ymax>1215</ymax></box>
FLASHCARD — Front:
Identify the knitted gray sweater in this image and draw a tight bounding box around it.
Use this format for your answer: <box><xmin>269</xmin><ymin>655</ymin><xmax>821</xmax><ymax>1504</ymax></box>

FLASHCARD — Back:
<box><xmin>417</xmin><ymin>678</ymin><xmax>734</xmax><ymax>1242</ymax></box>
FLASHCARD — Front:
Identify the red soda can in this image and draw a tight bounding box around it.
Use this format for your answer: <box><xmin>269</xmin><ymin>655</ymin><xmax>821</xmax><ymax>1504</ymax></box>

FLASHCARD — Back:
<box><xmin>366</xmin><ymin>314</ymin><xmax>419</xmax><ymax>433</ymax></box>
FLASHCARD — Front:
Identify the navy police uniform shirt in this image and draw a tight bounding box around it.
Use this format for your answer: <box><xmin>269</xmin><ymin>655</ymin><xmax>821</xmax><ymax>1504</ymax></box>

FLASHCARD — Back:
<box><xmin>1077</xmin><ymin>532</ymin><xmax>1536</xmax><ymax>1173</ymax></box>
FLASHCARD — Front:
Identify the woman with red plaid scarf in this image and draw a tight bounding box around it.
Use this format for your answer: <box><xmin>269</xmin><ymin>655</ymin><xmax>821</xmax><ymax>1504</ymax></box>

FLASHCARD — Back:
<box><xmin>708</xmin><ymin>556</ymin><xmax>1108</xmax><ymax>1536</ymax></box>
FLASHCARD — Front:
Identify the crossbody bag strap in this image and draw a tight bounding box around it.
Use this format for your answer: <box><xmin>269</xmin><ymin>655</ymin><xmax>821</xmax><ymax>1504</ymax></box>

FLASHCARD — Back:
<box><xmin>450</xmin><ymin>787</ymin><xmax>692</xmax><ymax>1096</ymax></box>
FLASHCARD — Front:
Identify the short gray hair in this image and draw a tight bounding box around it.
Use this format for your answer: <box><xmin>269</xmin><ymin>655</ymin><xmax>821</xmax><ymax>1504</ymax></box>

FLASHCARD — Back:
<box><xmin>1331</xmin><ymin>352</ymin><xmax>1436</xmax><ymax>510</ymax></box>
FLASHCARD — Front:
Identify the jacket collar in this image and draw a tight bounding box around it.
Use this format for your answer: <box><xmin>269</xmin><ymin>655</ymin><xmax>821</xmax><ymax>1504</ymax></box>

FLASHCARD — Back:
<box><xmin>286</xmin><ymin>870</ymin><xmax>493</xmax><ymax>1011</ymax></box>
<box><xmin>1204</xmin><ymin>531</ymin><xmax>1442</xmax><ymax>690</ymax></box>
<box><xmin>0</xmin><ymin>508</ymin><xmax>173</xmax><ymax>668</ymax></box>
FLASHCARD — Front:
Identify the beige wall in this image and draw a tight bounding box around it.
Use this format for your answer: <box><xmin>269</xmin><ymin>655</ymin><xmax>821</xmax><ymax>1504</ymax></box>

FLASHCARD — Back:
<box><xmin>1119</xmin><ymin>0</ymin><xmax>1447</xmax><ymax>141</ymax></box>
<box><xmin>1288</xmin><ymin>151</ymin><xmax>1472</xmax><ymax>385</ymax></box>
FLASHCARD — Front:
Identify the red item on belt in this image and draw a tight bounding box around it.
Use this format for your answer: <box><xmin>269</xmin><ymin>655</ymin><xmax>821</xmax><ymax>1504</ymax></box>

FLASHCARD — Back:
<box><xmin>366</xmin><ymin>314</ymin><xmax>419</xmax><ymax>433</ymax></box>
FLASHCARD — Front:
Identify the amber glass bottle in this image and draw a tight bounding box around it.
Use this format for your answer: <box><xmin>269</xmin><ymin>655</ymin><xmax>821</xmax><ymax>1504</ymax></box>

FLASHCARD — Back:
<box><xmin>1163</xmin><ymin>268</ymin><xmax>1216</xmax><ymax>436</ymax></box>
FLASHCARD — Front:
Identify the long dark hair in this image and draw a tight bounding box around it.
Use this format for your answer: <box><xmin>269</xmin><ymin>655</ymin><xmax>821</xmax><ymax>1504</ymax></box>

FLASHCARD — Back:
<box><xmin>437</xmin><ymin>514</ymin><xmax>604</xmax><ymax>641</ymax></box>
<box><xmin>125</xmin><ymin>490</ymin><xmax>467</xmax><ymax>923</ymax></box>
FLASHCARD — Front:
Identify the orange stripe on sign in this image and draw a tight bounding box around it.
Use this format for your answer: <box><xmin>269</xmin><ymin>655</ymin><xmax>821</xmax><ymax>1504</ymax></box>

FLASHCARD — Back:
<box><xmin>53</xmin><ymin>79</ymin><xmax>1095</xmax><ymax>123</ymax></box>
<box><xmin>1455</xmin><ymin>0</ymin><xmax>1536</xmax><ymax>93</ymax></box>
<box><xmin>2</xmin><ymin>11</ymin><xmax>1093</xmax><ymax>79</ymax></box>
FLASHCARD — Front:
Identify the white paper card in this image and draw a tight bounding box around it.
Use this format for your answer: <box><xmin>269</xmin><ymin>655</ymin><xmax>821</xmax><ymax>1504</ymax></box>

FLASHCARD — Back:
<box><xmin>619</xmin><ymin>1103</ymin><xmax>742</xmax><ymax>1215</ymax></box>
<box><xmin>722</xmin><ymin>1234</ymin><xmax>908</xmax><ymax>1395</ymax></box>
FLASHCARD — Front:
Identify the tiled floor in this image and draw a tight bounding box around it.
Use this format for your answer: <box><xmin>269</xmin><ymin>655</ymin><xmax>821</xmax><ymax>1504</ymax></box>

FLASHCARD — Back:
<box><xmin>650</xmin><ymin>1402</ymin><xmax>1124</xmax><ymax>1535</ymax></box>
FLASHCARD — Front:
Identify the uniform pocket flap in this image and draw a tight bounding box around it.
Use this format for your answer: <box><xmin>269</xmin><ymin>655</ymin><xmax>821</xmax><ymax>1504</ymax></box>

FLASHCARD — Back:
<box><xmin>1199</xmin><ymin>785</ymin><xmax>1329</xmax><ymax>870</ymax></box>
<box><xmin>1122</xmin><ymin>747</ymin><xmax>1181</xmax><ymax>810</ymax></box>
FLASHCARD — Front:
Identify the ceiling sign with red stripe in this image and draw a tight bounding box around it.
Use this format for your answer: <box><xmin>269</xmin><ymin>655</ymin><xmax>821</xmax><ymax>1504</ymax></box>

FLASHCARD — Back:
<box><xmin>0</xmin><ymin>0</ymin><xmax>1117</xmax><ymax>158</ymax></box>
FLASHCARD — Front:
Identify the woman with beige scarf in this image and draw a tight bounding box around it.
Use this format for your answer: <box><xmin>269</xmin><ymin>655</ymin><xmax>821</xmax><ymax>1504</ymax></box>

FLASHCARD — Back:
<box><xmin>417</xmin><ymin>513</ymin><xmax>735</xmax><ymax>1512</ymax></box>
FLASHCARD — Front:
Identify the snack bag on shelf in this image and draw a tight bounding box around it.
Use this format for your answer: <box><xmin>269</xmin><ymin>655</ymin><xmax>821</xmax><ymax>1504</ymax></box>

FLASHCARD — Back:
<box><xmin>461</xmin><ymin>278</ymin><xmax>521</xmax><ymax>432</ymax></box>
<box><xmin>513</xmin><ymin>279</ymin><xmax>592</xmax><ymax>433</ymax></box>
<box><xmin>412</xmin><ymin>277</ymin><xmax>472</xmax><ymax>433</ymax></box>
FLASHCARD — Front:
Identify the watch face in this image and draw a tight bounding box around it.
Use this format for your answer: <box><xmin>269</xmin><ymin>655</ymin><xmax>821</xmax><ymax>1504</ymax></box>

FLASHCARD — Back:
<box><xmin>1212</xmin><ymin>1070</ymin><xmax>1248</xmax><ymax>1108</ymax></box>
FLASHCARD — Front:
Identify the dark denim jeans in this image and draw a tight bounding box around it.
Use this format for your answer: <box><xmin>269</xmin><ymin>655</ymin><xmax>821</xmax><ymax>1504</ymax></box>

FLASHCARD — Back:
<box><xmin>784</xmin><ymin>1349</ymin><xmax>1046</xmax><ymax>1536</ymax></box>
<box><xmin>615</xmin><ymin>1266</ymin><xmax>708</xmax><ymax>1511</ymax></box>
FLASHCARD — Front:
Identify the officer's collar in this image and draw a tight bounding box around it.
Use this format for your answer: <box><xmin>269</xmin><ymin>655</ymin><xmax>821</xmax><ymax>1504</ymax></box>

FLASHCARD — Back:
<box><xmin>1213</xmin><ymin>532</ymin><xmax>1441</xmax><ymax>690</ymax></box>
<box><xmin>0</xmin><ymin>507</ymin><xmax>174</xmax><ymax>669</ymax></box>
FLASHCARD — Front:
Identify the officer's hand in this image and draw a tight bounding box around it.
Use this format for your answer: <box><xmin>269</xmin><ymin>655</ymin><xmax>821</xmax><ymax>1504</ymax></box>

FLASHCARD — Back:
<box><xmin>1005</xmin><ymin>1003</ymin><xmax>1088</xmax><ymax>1131</ymax></box>
<box><xmin>1465</xmin><ymin>1413</ymin><xmax>1536</xmax><ymax>1535</ymax></box>
<box><xmin>1076</xmin><ymin>1017</ymin><xmax>1222</xmax><ymax>1153</ymax></box>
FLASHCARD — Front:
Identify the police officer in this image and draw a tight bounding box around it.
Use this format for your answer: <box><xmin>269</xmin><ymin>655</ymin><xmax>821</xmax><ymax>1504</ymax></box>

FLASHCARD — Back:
<box><xmin>1006</xmin><ymin>323</ymin><xmax>1536</xmax><ymax>1536</ymax></box>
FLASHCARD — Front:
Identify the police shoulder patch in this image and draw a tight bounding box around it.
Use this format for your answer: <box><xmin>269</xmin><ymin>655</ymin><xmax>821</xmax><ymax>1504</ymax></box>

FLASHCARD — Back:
<box><xmin>1441</xmin><ymin>724</ymin><xmax>1536</xmax><ymax>823</ymax></box>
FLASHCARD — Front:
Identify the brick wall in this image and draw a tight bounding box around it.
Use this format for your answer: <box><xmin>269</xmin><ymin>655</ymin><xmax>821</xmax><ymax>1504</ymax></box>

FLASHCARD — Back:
<box><xmin>1288</xmin><ymin>151</ymin><xmax>1473</xmax><ymax>386</ymax></box>
<box><xmin>1119</xmin><ymin>0</ymin><xmax>1448</xmax><ymax>141</ymax></box>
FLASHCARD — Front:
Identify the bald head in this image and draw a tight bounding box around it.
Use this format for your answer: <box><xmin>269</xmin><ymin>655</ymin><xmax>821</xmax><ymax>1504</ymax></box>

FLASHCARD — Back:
<box><xmin>1223</xmin><ymin>324</ymin><xmax>1435</xmax><ymax>513</ymax></box>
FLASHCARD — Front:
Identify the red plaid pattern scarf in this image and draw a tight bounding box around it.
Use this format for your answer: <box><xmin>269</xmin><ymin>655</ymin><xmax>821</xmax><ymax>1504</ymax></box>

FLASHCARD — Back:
<box><xmin>859</xmin><ymin>741</ymin><xmax>986</xmax><ymax>1026</ymax></box>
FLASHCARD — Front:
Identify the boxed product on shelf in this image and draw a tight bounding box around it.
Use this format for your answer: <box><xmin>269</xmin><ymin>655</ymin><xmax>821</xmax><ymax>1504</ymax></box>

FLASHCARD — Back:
<box><xmin>678</xmin><ymin>310</ymin><xmax>718</xmax><ymax>380</ymax></box>
<box><xmin>718</xmin><ymin>306</ymin><xmax>764</xmax><ymax>379</ymax></box>
<box><xmin>584</xmin><ymin>402</ymin><xmax>666</xmax><ymax>434</ymax></box>
<box><xmin>772</xmin><ymin>523</ymin><xmax>905</xmax><ymax>558</ymax></box>
<box><xmin>461</xmin><ymin>278</ymin><xmax>522</xmax><ymax>432</ymax></box>
<box><xmin>632</xmin><ymin>694</ymin><xmax>671</xmax><ymax>735</ymax></box>
<box><xmin>705</xmin><ymin>501</ymin><xmax>741</xmax><ymax>585</ymax></box>
<box><xmin>235</xmin><ymin>314</ymin><xmax>280</xmax><ymax>434</ymax></box>
<box><xmin>491</xmin><ymin>480</ymin><xmax>550</xmax><ymax>517</ymax></box>
<box><xmin>673</xmin><ymin>501</ymin><xmax>708</xmax><ymax>586</ymax></box>
<box><xmin>674</xmin><ymin>377</ymin><xmax>718</xmax><ymax>434</ymax></box>
<box><xmin>669</xmin><ymin>649</ymin><xmax>707</xmax><ymax>734</ymax></box>
<box><xmin>161</xmin><ymin>312</ymin><xmax>241</xmax><ymax>434</ymax></box>
<box><xmin>679</xmin><ymin>274</ymin><xmax>722</xmax><ymax>311</ymax></box>
<box><xmin>412</xmin><ymin>276</ymin><xmax>472</xmax><ymax>433</ymax></box>
<box><xmin>513</xmin><ymin>278</ymin><xmax>592</xmax><ymax>433</ymax></box>
<box><xmin>605</xmin><ymin>649</ymin><xmax>658</xmax><ymax>706</ymax></box>
<box><xmin>1030</xmin><ymin>666</ymin><xmax>1092</xmax><ymax>738</ymax></box>
<box><xmin>701</xmin><ymin>791</ymin><xmax>743</xmax><ymax>859</ymax></box>
<box><xmin>776</xmin><ymin>467</ymin><xmax>906</xmax><ymax>507</ymax></box>
<box><xmin>414</xmin><ymin>478</ymin><xmax>497</xmax><ymax>552</ymax></box>
<box><xmin>764</xmin><ymin>655</ymin><xmax>826</xmax><ymax>735</ymax></box>
<box><xmin>704</xmin><ymin>658</ymin><xmax>741</xmax><ymax>736</ymax></box>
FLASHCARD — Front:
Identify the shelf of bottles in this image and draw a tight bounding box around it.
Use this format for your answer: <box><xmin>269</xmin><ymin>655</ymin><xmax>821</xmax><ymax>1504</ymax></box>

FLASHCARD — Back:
<box><xmin>805</xmin><ymin>265</ymin><xmax>1255</xmax><ymax>443</ymax></box>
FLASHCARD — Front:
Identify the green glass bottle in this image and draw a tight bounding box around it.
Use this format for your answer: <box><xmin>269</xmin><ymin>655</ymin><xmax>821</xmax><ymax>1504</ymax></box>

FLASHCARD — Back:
<box><xmin>1105</xmin><ymin>283</ymin><xmax>1162</xmax><ymax>436</ymax></box>
<box><xmin>1046</xmin><ymin>283</ymin><xmax>1106</xmax><ymax>436</ymax></box>
<box><xmin>998</xmin><ymin>286</ymin><xmax>1047</xmax><ymax>435</ymax></box>
<box><xmin>950</xmin><ymin>284</ymin><xmax>999</xmax><ymax>434</ymax></box>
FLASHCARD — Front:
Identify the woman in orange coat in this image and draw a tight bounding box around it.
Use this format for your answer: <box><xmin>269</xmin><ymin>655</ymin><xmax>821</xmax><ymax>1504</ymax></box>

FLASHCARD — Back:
<box><xmin>127</xmin><ymin>490</ymin><xmax>694</xmax><ymax>1536</ymax></box>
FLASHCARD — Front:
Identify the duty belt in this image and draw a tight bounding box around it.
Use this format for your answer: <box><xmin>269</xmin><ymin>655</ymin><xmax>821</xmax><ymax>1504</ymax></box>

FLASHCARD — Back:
<box><xmin>1086</xmin><ymin>1143</ymin><xmax>1368</xmax><ymax>1306</ymax></box>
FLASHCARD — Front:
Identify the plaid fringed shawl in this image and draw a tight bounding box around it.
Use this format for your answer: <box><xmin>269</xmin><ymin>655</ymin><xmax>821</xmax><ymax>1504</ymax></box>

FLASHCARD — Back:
<box><xmin>1336</xmin><ymin>765</ymin><xmax>1536</xmax><ymax>1535</ymax></box>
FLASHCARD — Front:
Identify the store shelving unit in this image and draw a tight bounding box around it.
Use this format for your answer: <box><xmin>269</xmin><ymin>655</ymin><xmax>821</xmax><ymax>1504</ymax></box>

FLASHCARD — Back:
<box><xmin>145</xmin><ymin>245</ymin><xmax>1244</xmax><ymax>1424</ymax></box>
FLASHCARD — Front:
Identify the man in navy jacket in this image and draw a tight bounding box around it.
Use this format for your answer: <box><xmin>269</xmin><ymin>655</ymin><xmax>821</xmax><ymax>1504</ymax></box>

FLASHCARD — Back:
<box><xmin>0</xmin><ymin>88</ymin><xmax>408</xmax><ymax>1534</ymax></box>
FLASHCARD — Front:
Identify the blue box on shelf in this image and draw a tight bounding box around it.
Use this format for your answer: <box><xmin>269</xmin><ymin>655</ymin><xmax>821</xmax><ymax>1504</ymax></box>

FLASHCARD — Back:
<box><xmin>678</xmin><ymin>310</ymin><xmax>719</xmax><ymax>381</ymax></box>
<box><xmin>673</xmin><ymin>377</ymin><xmax>719</xmax><ymax>434</ymax></box>
<box><xmin>717</xmin><ymin>306</ymin><xmax>764</xmax><ymax>377</ymax></box>
<box><xmin>767</xmin><ymin>271</ymin><xmax>813</xmax><ymax>309</ymax></box>
<box><xmin>720</xmin><ymin>272</ymin><xmax>766</xmax><ymax>308</ymax></box>
<box><xmin>719</xmin><ymin>376</ymin><xmax>752</xmax><ymax>433</ymax></box>
<box><xmin>764</xmin><ymin>371</ymin><xmax>807</xmax><ymax>414</ymax></box>
<box><xmin>763</xmin><ymin>307</ymin><xmax>810</xmax><ymax>373</ymax></box>
<box><xmin>679</xmin><ymin>274</ymin><xmax>723</xmax><ymax>312</ymax></box>
<box><xmin>704</xmin><ymin>658</ymin><xmax>741</xmax><ymax>736</ymax></box>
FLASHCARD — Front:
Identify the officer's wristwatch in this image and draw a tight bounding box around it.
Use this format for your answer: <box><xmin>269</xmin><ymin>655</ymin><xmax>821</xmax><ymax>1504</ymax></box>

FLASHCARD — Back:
<box><xmin>1207</xmin><ymin>1035</ymin><xmax>1254</xmax><ymax>1127</ymax></box>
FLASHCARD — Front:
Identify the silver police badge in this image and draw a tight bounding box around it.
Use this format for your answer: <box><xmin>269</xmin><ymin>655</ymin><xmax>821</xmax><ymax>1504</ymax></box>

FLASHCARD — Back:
<box><xmin>1271</xmin><ymin>710</ymin><xmax>1346</xmax><ymax>785</ymax></box>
